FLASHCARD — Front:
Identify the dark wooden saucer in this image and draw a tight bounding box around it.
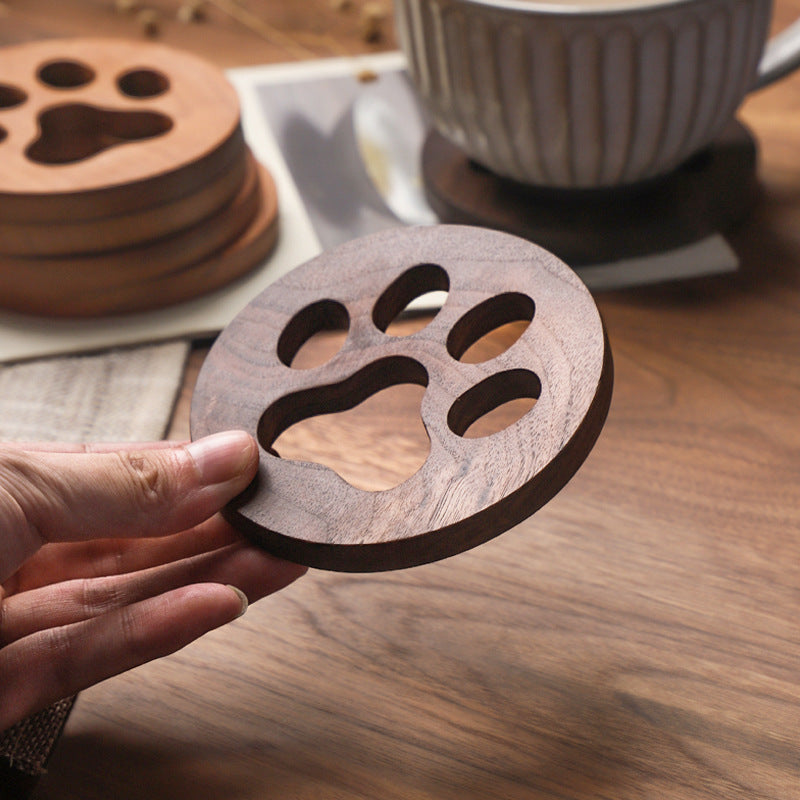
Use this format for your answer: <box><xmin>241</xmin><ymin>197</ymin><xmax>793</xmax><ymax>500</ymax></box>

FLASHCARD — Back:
<box><xmin>422</xmin><ymin>121</ymin><xmax>759</xmax><ymax>266</ymax></box>
<box><xmin>191</xmin><ymin>225</ymin><xmax>612</xmax><ymax>572</ymax></box>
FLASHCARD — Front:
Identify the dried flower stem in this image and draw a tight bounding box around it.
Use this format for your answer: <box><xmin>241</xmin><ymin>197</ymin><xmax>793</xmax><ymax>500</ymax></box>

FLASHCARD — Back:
<box><xmin>204</xmin><ymin>0</ymin><xmax>319</xmax><ymax>59</ymax></box>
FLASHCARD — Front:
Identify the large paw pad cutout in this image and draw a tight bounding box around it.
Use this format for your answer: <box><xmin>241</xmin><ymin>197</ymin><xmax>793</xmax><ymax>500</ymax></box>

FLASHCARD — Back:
<box><xmin>191</xmin><ymin>226</ymin><xmax>613</xmax><ymax>572</ymax></box>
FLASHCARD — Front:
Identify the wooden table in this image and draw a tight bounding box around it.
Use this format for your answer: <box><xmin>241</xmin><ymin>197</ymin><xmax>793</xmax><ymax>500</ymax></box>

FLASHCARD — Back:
<box><xmin>4</xmin><ymin>3</ymin><xmax>800</xmax><ymax>798</ymax></box>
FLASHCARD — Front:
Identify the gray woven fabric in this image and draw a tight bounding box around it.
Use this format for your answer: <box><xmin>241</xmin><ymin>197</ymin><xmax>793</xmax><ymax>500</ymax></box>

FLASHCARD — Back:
<box><xmin>0</xmin><ymin>341</ymin><xmax>189</xmax><ymax>442</ymax></box>
<box><xmin>0</xmin><ymin>700</ymin><xmax>76</xmax><ymax>777</ymax></box>
<box><xmin>0</xmin><ymin>340</ymin><xmax>190</xmax><ymax>778</ymax></box>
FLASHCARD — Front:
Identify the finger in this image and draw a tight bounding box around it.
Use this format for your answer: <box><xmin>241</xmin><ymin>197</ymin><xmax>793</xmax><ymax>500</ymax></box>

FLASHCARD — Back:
<box><xmin>0</xmin><ymin>441</ymin><xmax>184</xmax><ymax>454</ymax></box>
<box><xmin>0</xmin><ymin>430</ymin><xmax>258</xmax><ymax>579</ymax></box>
<box><xmin>0</xmin><ymin>583</ymin><xmax>248</xmax><ymax>731</ymax></box>
<box><xmin>0</xmin><ymin>545</ymin><xmax>306</xmax><ymax>644</ymax></box>
<box><xmin>4</xmin><ymin>515</ymin><xmax>242</xmax><ymax>594</ymax></box>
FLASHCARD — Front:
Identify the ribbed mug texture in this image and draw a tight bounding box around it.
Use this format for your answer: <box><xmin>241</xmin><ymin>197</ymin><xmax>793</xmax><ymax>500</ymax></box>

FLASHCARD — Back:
<box><xmin>395</xmin><ymin>0</ymin><xmax>772</xmax><ymax>187</ymax></box>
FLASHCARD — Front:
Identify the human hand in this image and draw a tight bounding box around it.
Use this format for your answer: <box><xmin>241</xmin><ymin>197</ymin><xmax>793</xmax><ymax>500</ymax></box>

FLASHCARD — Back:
<box><xmin>0</xmin><ymin>431</ymin><xmax>306</xmax><ymax>731</ymax></box>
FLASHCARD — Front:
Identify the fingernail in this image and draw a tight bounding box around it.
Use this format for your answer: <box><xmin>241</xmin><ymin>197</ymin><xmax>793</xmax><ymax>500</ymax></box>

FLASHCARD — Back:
<box><xmin>227</xmin><ymin>585</ymin><xmax>249</xmax><ymax>618</ymax></box>
<box><xmin>186</xmin><ymin>431</ymin><xmax>257</xmax><ymax>485</ymax></box>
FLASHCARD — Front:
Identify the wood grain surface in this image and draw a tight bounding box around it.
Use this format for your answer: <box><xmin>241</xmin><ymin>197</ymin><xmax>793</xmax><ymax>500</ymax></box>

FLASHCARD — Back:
<box><xmin>0</xmin><ymin>38</ymin><xmax>242</xmax><ymax>216</ymax></box>
<box><xmin>0</xmin><ymin>142</ymin><xmax>247</xmax><ymax>256</ymax></box>
<box><xmin>191</xmin><ymin>226</ymin><xmax>612</xmax><ymax>570</ymax></box>
<box><xmin>0</xmin><ymin>152</ymin><xmax>278</xmax><ymax>317</ymax></box>
<box><xmin>2</xmin><ymin>3</ymin><xmax>799</xmax><ymax>799</ymax></box>
<box><xmin>0</xmin><ymin>35</ymin><xmax>283</xmax><ymax>317</ymax></box>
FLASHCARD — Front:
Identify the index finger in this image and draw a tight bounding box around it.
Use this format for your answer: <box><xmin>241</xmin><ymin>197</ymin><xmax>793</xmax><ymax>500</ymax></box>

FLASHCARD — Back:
<box><xmin>0</xmin><ymin>431</ymin><xmax>258</xmax><ymax>581</ymax></box>
<box><xmin>0</xmin><ymin>440</ymin><xmax>185</xmax><ymax>453</ymax></box>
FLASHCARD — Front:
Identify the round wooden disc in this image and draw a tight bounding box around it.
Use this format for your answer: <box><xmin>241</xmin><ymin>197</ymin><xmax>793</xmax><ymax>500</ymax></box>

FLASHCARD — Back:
<box><xmin>190</xmin><ymin>225</ymin><xmax>613</xmax><ymax>572</ymax></box>
<box><xmin>0</xmin><ymin>144</ymin><xmax>248</xmax><ymax>256</ymax></box>
<box><xmin>0</xmin><ymin>150</ymin><xmax>264</xmax><ymax>316</ymax></box>
<box><xmin>0</xmin><ymin>38</ymin><xmax>242</xmax><ymax>222</ymax></box>
<box><xmin>86</xmin><ymin>162</ymin><xmax>280</xmax><ymax>316</ymax></box>
<box><xmin>422</xmin><ymin>120</ymin><xmax>758</xmax><ymax>266</ymax></box>
<box><xmin>0</xmin><ymin>154</ymin><xmax>279</xmax><ymax>317</ymax></box>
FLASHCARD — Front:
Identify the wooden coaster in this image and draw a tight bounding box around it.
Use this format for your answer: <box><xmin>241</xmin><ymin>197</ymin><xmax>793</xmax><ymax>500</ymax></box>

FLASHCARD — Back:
<box><xmin>89</xmin><ymin>163</ymin><xmax>281</xmax><ymax>316</ymax></box>
<box><xmin>421</xmin><ymin>120</ymin><xmax>759</xmax><ymax>266</ymax></box>
<box><xmin>0</xmin><ymin>155</ymin><xmax>278</xmax><ymax>317</ymax></box>
<box><xmin>0</xmin><ymin>38</ymin><xmax>242</xmax><ymax>222</ymax></box>
<box><xmin>0</xmin><ymin>145</ymin><xmax>248</xmax><ymax>256</ymax></box>
<box><xmin>0</xmin><ymin>38</ymin><xmax>282</xmax><ymax>317</ymax></box>
<box><xmin>191</xmin><ymin>225</ymin><xmax>613</xmax><ymax>572</ymax></box>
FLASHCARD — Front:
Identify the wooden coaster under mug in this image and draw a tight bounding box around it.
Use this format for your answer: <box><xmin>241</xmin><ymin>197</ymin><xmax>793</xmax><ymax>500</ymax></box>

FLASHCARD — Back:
<box><xmin>422</xmin><ymin>120</ymin><xmax>759</xmax><ymax>267</ymax></box>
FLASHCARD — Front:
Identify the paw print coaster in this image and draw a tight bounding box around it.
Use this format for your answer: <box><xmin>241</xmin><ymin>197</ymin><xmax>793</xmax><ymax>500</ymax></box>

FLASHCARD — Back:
<box><xmin>0</xmin><ymin>38</ymin><xmax>278</xmax><ymax>316</ymax></box>
<box><xmin>191</xmin><ymin>226</ymin><xmax>613</xmax><ymax>572</ymax></box>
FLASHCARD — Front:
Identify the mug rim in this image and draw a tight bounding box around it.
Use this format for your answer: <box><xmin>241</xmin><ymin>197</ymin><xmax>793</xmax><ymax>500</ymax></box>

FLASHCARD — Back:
<box><xmin>451</xmin><ymin>0</ymin><xmax>717</xmax><ymax>15</ymax></box>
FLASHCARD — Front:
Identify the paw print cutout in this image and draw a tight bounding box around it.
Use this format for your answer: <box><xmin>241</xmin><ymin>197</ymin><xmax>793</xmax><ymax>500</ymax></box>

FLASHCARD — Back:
<box><xmin>0</xmin><ymin>38</ymin><xmax>277</xmax><ymax>316</ymax></box>
<box><xmin>191</xmin><ymin>226</ymin><xmax>613</xmax><ymax>572</ymax></box>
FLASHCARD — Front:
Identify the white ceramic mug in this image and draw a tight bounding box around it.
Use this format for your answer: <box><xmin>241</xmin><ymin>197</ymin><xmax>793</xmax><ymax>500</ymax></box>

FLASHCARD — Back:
<box><xmin>394</xmin><ymin>0</ymin><xmax>800</xmax><ymax>187</ymax></box>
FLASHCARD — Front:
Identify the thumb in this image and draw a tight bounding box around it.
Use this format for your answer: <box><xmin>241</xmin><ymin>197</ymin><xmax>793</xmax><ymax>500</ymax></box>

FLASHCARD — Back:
<box><xmin>0</xmin><ymin>431</ymin><xmax>258</xmax><ymax>573</ymax></box>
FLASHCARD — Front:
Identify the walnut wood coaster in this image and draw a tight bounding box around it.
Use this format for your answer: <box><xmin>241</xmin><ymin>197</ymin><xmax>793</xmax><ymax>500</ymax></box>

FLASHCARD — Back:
<box><xmin>191</xmin><ymin>225</ymin><xmax>613</xmax><ymax>571</ymax></box>
<box><xmin>0</xmin><ymin>38</ymin><xmax>278</xmax><ymax>316</ymax></box>
<box><xmin>422</xmin><ymin>120</ymin><xmax>759</xmax><ymax>266</ymax></box>
<box><xmin>6</xmin><ymin>4</ymin><xmax>800</xmax><ymax>799</ymax></box>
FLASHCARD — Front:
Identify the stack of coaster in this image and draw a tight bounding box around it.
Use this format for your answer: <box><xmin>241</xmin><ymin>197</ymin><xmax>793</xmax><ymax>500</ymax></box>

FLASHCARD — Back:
<box><xmin>0</xmin><ymin>38</ymin><xmax>279</xmax><ymax>317</ymax></box>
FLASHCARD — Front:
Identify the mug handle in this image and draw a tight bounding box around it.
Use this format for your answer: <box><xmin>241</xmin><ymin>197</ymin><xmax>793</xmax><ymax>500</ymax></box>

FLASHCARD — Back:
<box><xmin>754</xmin><ymin>17</ymin><xmax>800</xmax><ymax>89</ymax></box>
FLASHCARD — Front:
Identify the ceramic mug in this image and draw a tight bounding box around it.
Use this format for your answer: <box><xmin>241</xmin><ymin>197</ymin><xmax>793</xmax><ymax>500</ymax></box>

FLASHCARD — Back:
<box><xmin>394</xmin><ymin>0</ymin><xmax>800</xmax><ymax>188</ymax></box>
